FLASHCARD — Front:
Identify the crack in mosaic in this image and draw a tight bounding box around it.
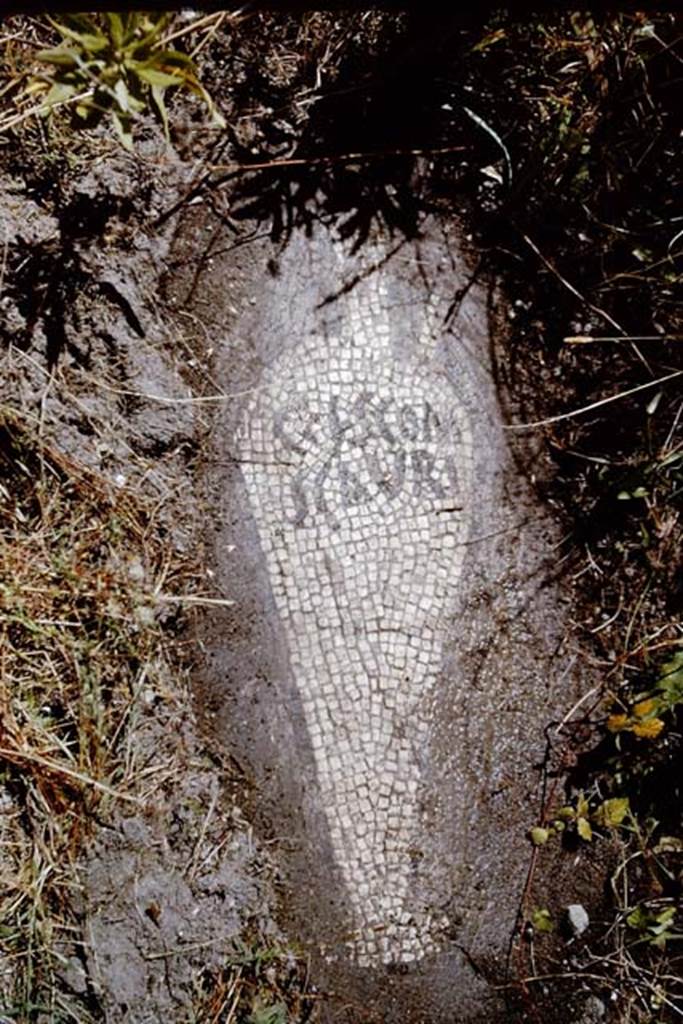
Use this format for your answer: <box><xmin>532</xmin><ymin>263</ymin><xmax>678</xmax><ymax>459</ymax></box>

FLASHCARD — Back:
<box><xmin>236</xmin><ymin>251</ymin><xmax>474</xmax><ymax>966</ymax></box>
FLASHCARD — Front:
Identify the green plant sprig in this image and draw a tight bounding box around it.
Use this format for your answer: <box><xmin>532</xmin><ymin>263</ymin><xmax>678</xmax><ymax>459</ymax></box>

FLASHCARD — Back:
<box><xmin>626</xmin><ymin>904</ymin><xmax>682</xmax><ymax>950</ymax></box>
<box><xmin>529</xmin><ymin>792</ymin><xmax>631</xmax><ymax>846</ymax></box>
<box><xmin>32</xmin><ymin>12</ymin><xmax>225</xmax><ymax>149</ymax></box>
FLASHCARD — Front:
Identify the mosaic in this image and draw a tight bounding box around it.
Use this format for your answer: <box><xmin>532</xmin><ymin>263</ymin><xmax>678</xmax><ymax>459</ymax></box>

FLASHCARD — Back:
<box><xmin>236</xmin><ymin>253</ymin><xmax>474</xmax><ymax>966</ymax></box>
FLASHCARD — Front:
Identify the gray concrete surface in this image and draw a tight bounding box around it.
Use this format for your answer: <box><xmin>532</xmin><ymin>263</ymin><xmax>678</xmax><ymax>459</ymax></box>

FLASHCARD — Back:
<box><xmin>194</xmin><ymin>217</ymin><xmax>588</xmax><ymax>1022</ymax></box>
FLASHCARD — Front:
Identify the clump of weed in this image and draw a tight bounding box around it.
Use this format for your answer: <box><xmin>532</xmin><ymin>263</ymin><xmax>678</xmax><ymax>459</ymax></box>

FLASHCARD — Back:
<box><xmin>190</xmin><ymin>933</ymin><xmax>319</xmax><ymax>1023</ymax></box>
<box><xmin>0</xmin><ymin>12</ymin><xmax>227</xmax><ymax>148</ymax></box>
<box><xmin>29</xmin><ymin>12</ymin><xmax>225</xmax><ymax>149</ymax></box>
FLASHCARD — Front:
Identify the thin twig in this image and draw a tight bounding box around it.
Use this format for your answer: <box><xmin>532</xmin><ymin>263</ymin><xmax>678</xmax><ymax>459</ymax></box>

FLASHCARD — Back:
<box><xmin>0</xmin><ymin>748</ymin><xmax>144</xmax><ymax>805</ymax></box>
<box><xmin>520</xmin><ymin>231</ymin><xmax>626</xmax><ymax>336</ymax></box>
<box><xmin>160</xmin><ymin>10</ymin><xmax>236</xmax><ymax>49</ymax></box>
<box><xmin>190</xmin><ymin>11</ymin><xmax>229</xmax><ymax>59</ymax></box>
<box><xmin>565</xmin><ymin>334</ymin><xmax>683</xmax><ymax>344</ymax></box>
<box><xmin>76</xmin><ymin>372</ymin><xmax>256</xmax><ymax>404</ymax></box>
<box><xmin>505</xmin><ymin>369</ymin><xmax>683</xmax><ymax>430</ymax></box>
<box><xmin>554</xmin><ymin>685</ymin><xmax>601</xmax><ymax>735</ymax></box>
<box><xmin>154</xmin><ymin>594</ymin><xmax>234</xmax><ymax>607</ymax></box>
<box><xmin>154</xmin><ymin>143</ymin><xmax>467</xmax><ymax>227</ymax></box>
<box><xmin>0</xmin><ymin>87</ymin><xmax>93</xmax><ymax>134</ymax></box>
<box><xmin>208</xmin><ymin>142</ymin><xmax>468</xmax><ymax>175</ymax></box>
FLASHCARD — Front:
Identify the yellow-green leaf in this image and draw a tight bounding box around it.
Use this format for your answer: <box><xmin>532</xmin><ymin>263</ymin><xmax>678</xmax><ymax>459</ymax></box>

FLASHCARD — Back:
<box><xmin>104</xmin><ymin>13</ymin><xmax>124</xmax><ymax>49</ymax></box>
<box><xmin>42</xmin><ymin>81</ymin><xmax>79</xmax><ymax>107</ymax></box>
<box><xmin>594</xmin><ymin>797</ymin><xmax>629</xmax><ymax>829</ymax></box>
<box><xmin>530</xmin><ymin>826</ymin><xmax>549</xmax><ymax>846</ymax></box>
<box><xmin>577</xmin><ymin>817</ymin><xmax>593</xmax><ymax>841</ymax></box>
<box><xmin>37</xmin><ymin>46</ymin><xmax>80</xmax><ymax>67</ymax></box>
<box><xmin>531</xmin><ymin>907</ymin><xmax>554</xmax><ymax>933</ymax></box>
<box><xmin>627</xmin><ymin>906</ymin><xmax>649</xmax><ymax>930</ymax></box>
<box><xmin>111</xmin><ymin>109</ymin><xmax>133</xmax><ymax>151</ymax></box>
<box><xmin>150</xmin><ymin>83</ymin><xmax>170</xmax><ymax>141</ymax></box>
<box><xmin>136</xmin><ymin>67</ymin><xmax>182</xmax><ymax>88</ymax></box>
<box><xmin>52</xmin><ymin>24</ymin><xmax>109</xmax><ymax>53</ymax></box>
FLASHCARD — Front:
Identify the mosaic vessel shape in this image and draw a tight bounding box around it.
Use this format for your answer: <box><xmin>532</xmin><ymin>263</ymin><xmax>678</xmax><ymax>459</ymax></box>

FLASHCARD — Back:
<box><xmin>236</xmin><ymin>242</ymin><xmax>475</xmax><ymax>964</ymax></box>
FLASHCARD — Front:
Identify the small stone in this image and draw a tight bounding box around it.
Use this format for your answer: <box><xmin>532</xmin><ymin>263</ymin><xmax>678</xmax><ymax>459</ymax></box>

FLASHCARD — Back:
<box><xmin>56</xmin><ymin>955</ymin><xmax>88</xmax><ymax>995</ymax></box>
<box><xmin>578</xmin><ymin>995</ymin><xmax>606</xmax><ymax>1022</ymax></box>
<box><xmin>566</xmin><ymin>903</ymin><xmax>590</xmax><ymax>936</ymax></box>
<box><xmin>126</xmin><ymin>556</ymin><xmax>145</xmax><ymax>582</ymax></box>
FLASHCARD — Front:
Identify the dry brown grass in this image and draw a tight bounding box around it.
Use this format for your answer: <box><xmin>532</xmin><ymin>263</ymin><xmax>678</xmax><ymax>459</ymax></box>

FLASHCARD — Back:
<box><xmin>0</xmin><ymin>407</ymin><xmax>192</xmax><ymax>1019</ymax></box>
<box><xmin>0</xmin><ymin>399</ymin><xmax>317</xmax><ymax>1022</ymax></box>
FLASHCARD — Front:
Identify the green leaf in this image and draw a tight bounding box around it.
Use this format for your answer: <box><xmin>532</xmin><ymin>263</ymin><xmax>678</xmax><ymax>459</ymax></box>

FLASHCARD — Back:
<box><xmin>110</xmin><ymin>109</ymin><xmax>133</xmax><ymax>151</ymax></box>
<box><xmin>48</xmin><ymin>13</ymin><xmax>98</xmax><ymax>36</ymax></box>
<box><xmin>51</xmin><ymin>23</ymin><xmax>109</xmax><ymax>54</ymax></box>
<box><xmin>531</xmin><ymin>907</ymin><xmax>554</xmax><ymax>934</ymax></box>
<box><xmin>135</xmin><ymin>66</ymin><xmax>182</xmax><ymax>88</ymax></box>
<box><xmin>36</xmin><ymin>46</ymin><xmax>80</xmax><ymax>67</ymax></box>
<box><xmin>530</xmin><ymin>826</ymin><xmax>549</xmax><ymax>846</ymax></box>
<box><xmin>627</xmin><ymin>906</ymin><xmax>649</xmax><ymax>931</ymax></box>
<box><xmin>594</xmin><ymin>797</ymin><xmax>629</xmax><ymax>829</ymax></box>
<box><xmin>577</xmin><ymin>817</ymin><xmax>593</xmax><ymax>841</ymax></box>
<box><xmin>32</xmin><ymin>11</ymin><xmax>223</xmax><ymax>145</ymax></box>
<box><xmin>152</xmin><ymin>49</ymin><xmax>196</xmax><ymax>69</ymax></box>
<box><xmin>104</xmin><ymin>13</ymin><xmax>124</xmax><ymax>49</ymax></box>
<box><xmin>656</xmin><ymin>651</ymin><xmax>683</xmax><ymax>708</ymax></box>
<box><xmin>150</xmin><ymin>83</ymin><xmax>170</xmax><ymax>141</ymax></box>
<box><xmin>113</xmin><ymin>77</ymin><xmax>132</xmax><ymax>113</ymax></box>
<box><xmin>626</xmin><ymin>904</ymin><xmax>676</xmax><ymax>946</ymax></box>
<box><xmin>41</xmin><ymin>81</ymin><xmax>79</xmax><ymax>106</ymax></box>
